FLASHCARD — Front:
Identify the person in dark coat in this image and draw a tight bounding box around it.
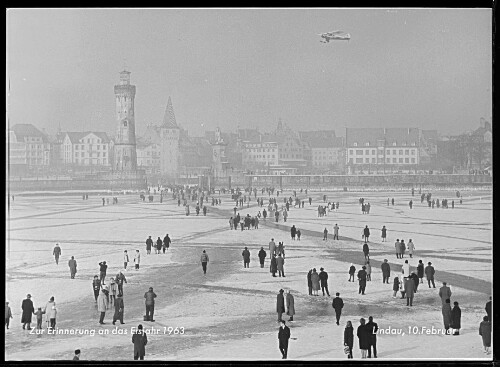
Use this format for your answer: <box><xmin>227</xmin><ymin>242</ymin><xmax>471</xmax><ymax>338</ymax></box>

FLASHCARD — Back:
<box><xmin>405</xmin><ymin>276</ymin><xmax>415</xmax><ymax>306</ymax></box>
<box><xmin>393</xmin><ymin>275</ymin><xmax>400</xmax><ymax>298</ymax></box>
<box><xmin>278</xmin><ymin>320</ymin><xmax>291</xmax><ymax>359</ymax></box>
<box><xmin>99</xmin><ymin>261</ymin><xmax>108</xmax><ymax>283</ymax></box>
<box><xmin>68</xmin><ymin>256</ymin><xmax>77</xmax><ymax>279</ymax></box>
<box><xmin>451</xmin><ymin>301</ymin><xmax>461</xmax><ymax>335</ymax></box>
<box><xmin>479</xmin><ymin>316</ymin><xmax>491</xmax><ymax>354</ymax></box>
<box><xmin>417</xmin><ymin>260</ymin><xmax>424</xmax><ymax>283</ymax></box>
<box><xmin>358</xmin><ymin>266</ymin><xmax>367</xmax><ymax>295</ymax></box>
<box><xmin>21</xmin><ymin>294</ymin><xmax>34</xmax><ymax>330</ymax></box>
<box><xmin>362</xmin><ymin>243</ymin><xmax>370</xmax><ymax>260</ymax></box>
<box><xmin>366</xmin><ymin>316</ymin><xmax>379</xmax><ymax>358</ymax></box>
<box><xmin>144</xmin><ymin>287</ymin><xmax>157</xmax><ymax>322</ymax></box>
<box><xmin>381</xmin><ymin>259</ymin><xmax>390</xmax><ymax>284</ymax></box>
<box><xmin>363</xmin><ymin>226</ymin><xmax>370</xmax><ymax>243</ymax></box>
<box><xmin>132</xmin><ymin>324</ymin><xmax>148</xmax><ymax>360</ymax></box>
<box><xmin>115</xmin><ymin>271</ymin><xmax>127</xmax><ymax>297</ymax></box>
<box><xmin>200</xmin><ymin>250</ymin><xmax>209</xmax><ymax>274</ymax></box>
<box><xmin>285</xmin><ymin>290</ymin><xmax>295</xmax><ymax>321</ymax></box>
<box><xmin>485</xmin><ymin>296</ymin><xmax>492</xmax><ymax>321</ymax></box>
<box><xmin>276</xmin><ymin>289</ymin><xmax>285</xmax><ymax>322</ymax></box>
<box><xmin>410</xmin><ymin>272</ymin><xmax>419</xmax><ymax>293</ymax></box>
<box><xmin>112</xmin><ymin>295</ymin><xmax>125</xmax><ymax>325</ymax></box>
<box><xmin>357</xmin><ymin>318</ymin><xmax>370</xmax><ymax>359</ymax></box>
<box><xmin>242</xmin><ymin>247</ymin><xmax>251</xmax><ymax>268</ymax></box>
<box><xmin>349</xmin><ymin>264</ymin><xmax>356</xmax><ymax>282</ymax></box>
<box><xmin>73</xmin><ymin>349</ymin><xmax>80</xmax><ymax>361</ymax></box>
<box><xmin>331</xmin><ymin>293</ymin><xmax>344</xmax><ymax>325</ymax></box>
<box><xmin>270</xmin><ymin>255</ymin><xmax>277</xmax><ymax>277</ymax></box>
<box><xmin>307</xmin><ymin>270</ymin><xmax>312</xmax><ymax>295</ymax></box>
<box><xmin>344</xmin><ymin>321</ymin><xmax>354</xmax><ymax>359</ymax></box>
<box><xmin>156</xmin><ymin>237</ymin><xmax>162</xmax><ymax>254</ymax></box>
<box><xmin>318</xmin><ymin>267</ymin><xmax>330</xmax><ymax>296</ymax></box>
<box><xmin>163</xmin><ymin>234</ymin><xmax>171</xmax><ymax>252</ymax></box>
<box><xmin>146</xmin><ymin>236</ymin><xmax>153</xmax><ymax>255</ymax></box>
<box><xmin>442</xmin><ymin>298</ymin><xmax>452</xmax><ymax>334</ymax></box>
<box><xmin>53</xmin><ymin>243</ymin><xmax>61</xmax><ymax>265</ymax></box>
<box><xmin>439</xmin><ymin>282</ymin><xmax>452</xmax><ymax>305</ymax></box>
<box><xmin>258</xmin><ymin>247</ymin><xmax>267</xmax><ymax>268</ymax></box>
<box><xmin>290</xmin><ymin>225</ymin><xmax>296</xmax><ymax>240</ymax></box>
<box><xmin>425</xmin><ymin>262</ymin><xmax>436</xmax><ymax>288</ymax></box>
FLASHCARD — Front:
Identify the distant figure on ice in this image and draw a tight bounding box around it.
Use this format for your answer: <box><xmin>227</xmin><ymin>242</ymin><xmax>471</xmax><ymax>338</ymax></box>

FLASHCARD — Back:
<box><xmin>53</xmin><ymin>243</ymin><xmax>61</xmax><ymax>265</ymax></box>
<box><xmin>163</xmin><ymin>234</ymin><xmax>171</xmax><ymax>252</ymax></box>
<box><xmin>146</xmin><ymin>236</ymin><xmax>153</xmax><ymax>255</ymax></box>
<box><xmin>395</xmin><ymin>239</ymin><xmax>401</xmax><ymax>259</ymax></box>
<box><xmin>333</xmin><ymin>224</ymin><xmax>339</xmax><ymax>240</ymax></box>
<box><xmin>297</xmin><ymin>229</ymin><xmax>301</xmax><ymax>240</ymax></box>
<box><xmin>68</xmin><ymin>256</ymin><xmax>77</xmax><ymax>279</ymax></box>
<box><xmin>92</xmin><ymin>275</ymin><xmax>101</xmax><ymax>301</ymax></box>
<box><xmin>319</xmin><ymin>267</ymin><xmax>330</xmax><ymax>296</ymax></box>
<box><xmin>358</xmin><ymin>266</ymin><xmax>367</xmax><ymax>295</ymax></box>
<box><xmin>99</xmin><ymin>261</ymin><xmax>108</xmax><ymax>283</ymax></box>
<box><xmin>439</xmin><ymin>282</ymin><xmax>452</xmax><ymax>305</ymax></box>
<box><xmin>357</xmin><ymin>318</ymin><xmax>370</xmax><ymax>359</ymax></box>
<box><xmin>270</xmin><ymin>255</ymin><xmax>278</xmax><ymax>277</ymax></box>
<box><xmin>451</xmin><ymin>301</ymin><xmax>461</xmax><ymax>335</ymax></box>
<box><xmin>381</xmin><ymin>259</ymin><xmax>391</xmax><ymax>284</ymax></box>
<box><xmin>366</xmin><ymin>316</ymin><xmax>379</xmax><ymax>358</ymax></box>
<box><xmin>269</xmin><ymin>238</ymin><xmax>276</xmax><ymax>259</ymax></box>
<box><xmin>97</xmin><ymin>289</ymin><xmax>107</xmax><ymax>325</ymax></box>
<box><xmin>134</xmin><ymin>250</ymin><xmax>141</xmax><ymax>270</ymax></box>
<box><xmin>362</xmin><ymin>243</ymin><xmax>370</xmax><ymax>261</ymax></box>
<box><xmin>258</xmin><ymin>247</ymin><xmax>267</xmax><ymax>268</ymax></box>
<box><xmin>112</xmin><ymin>294</ymin><xmax>125</xmax><ymax>325</ymax></box>
<box><xmin>407</xmin><ymin>239</ymin><xmax>415</xmax><ymax>258</ymax></box>
<box><xmin>307</xmin><ymin>270</ymin><xmax>312</xmax><ymax>295</ymax></box>
<box><xmin>144</xmin><ymin>287</ymin><xmax>157</xmax><ymax>322</ymax></box>
<box><xmin>200</xmin><ymin>250</ymin><xmax>209</xmax><ymax>274</ymax></box>
<box><xmin>311</xmin><ymin>268</ymin><xmax>320</xmax><ymax>296</ymax></box>
<box><xmin>348</xmin><ymin>264</ymin><xmax>356</xmax><ymax>282</ymax></box>
<box><xmin>363</xmin><ymin>226</ymin><xmax>370</xmax><ymax>243</ymax></box>
<box><xmin>115</xmin><ymin>271</ymin><xmax>127</xmax><ymax>297</ymax></box>
<box><xmin>290</xmin><ymin>225</ymin><xmax>296</xmax><ymax>240</ymax></box>
<box><xmin>277</xmin><ymin>254</ymin><xmax>285</xmax><ymax>277</ymax></box>
<box><xmin>5</xmin><ymin>301</ymin><xmax>13</xmax><ymax>329</ymax></box>
<box><xmin>242</xmin><ymin>247</ymin><xmax>251</xmax><ymax>268</ymax></box>
<box><xmin>442</xmin><ymin>298</ymin><xmax>452</xmax><ymax>334</ymax></box>
<box><xmin>285</xmin><ymin>290</ymin><xmax>295</xmax><ymax>322</ymax></box>
<box><xmin>156</xmin><ymin>237</ymin><xmax>162</xmax><ymax>254</ymax></box>
<box><xmin>123</xmin><ymin>250</ymin><xmax>129</xmax><ymax>270</ymax></box>
<box><xmin>323</xmin><ymin>227</ymin><xmax>328</xmax><ymax>240</ymax></box>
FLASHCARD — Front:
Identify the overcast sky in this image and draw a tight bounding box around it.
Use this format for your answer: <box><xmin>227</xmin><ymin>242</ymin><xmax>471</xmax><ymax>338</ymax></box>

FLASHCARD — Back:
<box><xmin>7</xmin><ymin>8</ymin><xmax>492</xmax><ymax>137</ymax></box>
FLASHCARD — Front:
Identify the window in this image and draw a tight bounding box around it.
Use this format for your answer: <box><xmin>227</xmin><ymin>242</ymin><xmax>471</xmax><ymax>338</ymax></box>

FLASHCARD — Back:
<box><xmin>393</xmin><ymin>158</ymin><xmax>397</xmax><ymax>163</ymax></box>
<box><xmin>365</xmin><ymin>142</ymin><xmax>370</xmax><ymax>146</ymax></box>
<box><xmin>356</xmin><ymin>158</ymin><xmax>362</xmax><ymax>163</ymax></box>
<box><xmin>411</xmin><ymin>150</ymin><xmax>415</xmax><ymax>155</ymax></box>
<box><xmin>386</xmin><ymin>150</ymin><xmax>390</xmax><ymax>155</ymax></box>
<box><xmin>405</xmin><ymin>150</ymin><xmax>409</xmax><ymax>155</ymax></box>
<box><xmin>123</xmin><ymin>120</ymin><xmax>128</xmax><ymax>127</ymax></box>
<box><xmin>356</xmin><ymin>150</ymin><xmax>363</xmax><ymax>155</ymax></box>
<box><xmin>353</xmin><ymin>142</ymin><xmax>358</xmax><ymax>147</ymax></box>
<box><xmin>399</xmin><ymin>158</ymin><xmax>403</xmax><ymax>163</ymax></box>
<box><xmin>399</xmin><ymin>150</ymin><xmax>403</xmax><ymax>155</ymax></box>
<box><xmin>372</xmin><ymin>158</ymin><xmax>376</xmax><ymax>163</ymax></box>
<box><xmin>386</xmin><ymin>158</ymin><xmax>390</xmax><ymax>163</ymax></box>
<box><xmin>411</xmin><ymin>158</ymin><xmax>416</xmax><ymax>163</ymax></box>
<box><xmin>365</xmin><ymin>150</ymin><xmax>369</xmax><ymax>155</ymax></box>
<box><xmin>365</xmin><ymin>158</ymin><xmax>370</xmax><ymax>163</ymax></box>
<box><xmin>372</xmin><ymin>150</ymin><xmax>376</xmax><ymax>155</ymax></box>
<box><xmin>392</xmin><ymin>142</ymin><xmax>397</xmax><ymax>146</ymax></box>
<box><xmin>349</xmin><ymin>150</ymin><xmax>354</xmax><ymax>155</ymax></box>
<box><xmin>405</xmin><ymin>158</ymin><xmax>409</xmax><ymax>163</ymax></box>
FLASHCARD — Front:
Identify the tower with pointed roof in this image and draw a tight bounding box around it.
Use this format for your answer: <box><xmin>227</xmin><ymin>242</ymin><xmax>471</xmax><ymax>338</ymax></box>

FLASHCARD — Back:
<box><xmin>159</xmin><ymin>97</ymin><xmax>180</xmax><ymax>177</ymax></box>
<box><xmin>113</xmin><ymin>69</ymin><xmax>137</xmax><ymax>171</ymax></box>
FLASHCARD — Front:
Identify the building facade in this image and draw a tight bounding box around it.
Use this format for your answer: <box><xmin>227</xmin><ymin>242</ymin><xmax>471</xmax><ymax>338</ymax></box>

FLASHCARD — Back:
<box><xmin>62</xmin><ymin>132</ymin><xmax>111</xmax><ymax>166</ymax></box>
<box><xmin>113</xmin><ymin>70</ymin><xmax>138</xmax><ymax>171</ymax></box>
<box><xmin>345</xmin><ymin>128</ymin><xmax>421</xmax><ymax>173</ymax></box>
<box><xmin>9</xmin><ymin>124</ymin><xmax>50</xmax><ymax>167</ymax></box>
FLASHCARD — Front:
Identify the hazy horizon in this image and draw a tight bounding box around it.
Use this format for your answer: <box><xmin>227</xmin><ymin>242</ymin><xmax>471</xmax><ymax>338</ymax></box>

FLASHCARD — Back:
<box><xmin>7</xmin><ymin>8</ymin><xmax>492</xmax><ymax>138</ymax></box>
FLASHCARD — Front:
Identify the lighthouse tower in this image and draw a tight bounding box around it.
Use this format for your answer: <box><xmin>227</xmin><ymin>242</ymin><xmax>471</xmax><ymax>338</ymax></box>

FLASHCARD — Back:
<box><xmin>113</xmin><ymin>70</ymin><xmax>137</xmax><ymax>171</ymax></box>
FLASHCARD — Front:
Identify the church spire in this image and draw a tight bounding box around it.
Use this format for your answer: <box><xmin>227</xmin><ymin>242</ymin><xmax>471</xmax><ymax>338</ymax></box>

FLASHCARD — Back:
<box><xmin>162</xmin><ymin>97</ymin><xmax>179</xmax><ymax>129</ymax></box>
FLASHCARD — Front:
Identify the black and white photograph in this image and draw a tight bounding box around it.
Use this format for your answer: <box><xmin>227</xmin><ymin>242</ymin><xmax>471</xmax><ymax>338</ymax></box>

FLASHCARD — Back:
<box><xmin>6</xmin><ymin>8</ymin><xmax>492</xmax><ymax>361</ymax></box>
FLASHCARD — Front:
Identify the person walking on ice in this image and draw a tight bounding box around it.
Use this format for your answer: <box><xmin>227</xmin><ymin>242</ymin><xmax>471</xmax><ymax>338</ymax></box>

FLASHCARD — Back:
<box><xmin>363</xmin><ymin>226</ymin><xmax>370</xmax><ymax>243</ymax></box>
<box><xmin>381</xmin><ymin>226</ymin><xmax>387</xmax><ymax>242</ymax></box>
<box><xmin>200</xmin><ymin>250</ymin><xmax>209</xmax><ymax>274</ymax></box>
<box><xmin>134</xmin><ymin>250</ymin><xmax>141</xmax><ymax>270</ymax></box>
<box><xmin>333</xmin><ymin>224</ymin><xmax>339</xmax><ymax>240</ymax></box>
<box><xmin>53</xmin><ymin>243</ymin><xmax>61</xmax><ymax>265</ymax></box>
<box><xmin>278</xmin><ymin>320</ymin><xmax>291</xmax><ymax>359</ymax></box>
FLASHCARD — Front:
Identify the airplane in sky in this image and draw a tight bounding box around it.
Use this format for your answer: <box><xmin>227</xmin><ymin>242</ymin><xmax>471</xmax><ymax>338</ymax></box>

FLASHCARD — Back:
<box><xmin>318</xmin><ymin>30</ymin><xmax>351</xmax><ymax>43</ymax></box>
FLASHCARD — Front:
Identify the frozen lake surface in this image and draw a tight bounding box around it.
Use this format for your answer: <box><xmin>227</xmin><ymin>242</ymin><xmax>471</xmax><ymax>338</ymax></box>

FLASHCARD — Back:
<box><xmin>5</xmin><ymin>189</ymin><xmax>492</xmax><ymax>360</ymax></box>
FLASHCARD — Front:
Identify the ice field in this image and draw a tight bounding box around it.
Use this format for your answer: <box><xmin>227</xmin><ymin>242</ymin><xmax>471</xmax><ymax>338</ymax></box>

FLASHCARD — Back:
<box><xmin>5</xmin><ymin>189</ymin><xmax>492</xmax><ymax>360</ymax></box>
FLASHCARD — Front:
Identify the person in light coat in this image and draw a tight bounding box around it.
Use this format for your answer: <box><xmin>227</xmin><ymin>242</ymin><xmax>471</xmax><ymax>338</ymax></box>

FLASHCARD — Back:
<box><xmin>134</xmin><ymin>250</ymin><xmax>141</xmax><ymax>270</ymax></box>
<box><xmin>285</xmin><ymin>290</ymin><xmax>295</xmax><ymax>321</ymax></box>
<box><xmin>276</xmin><ymin>254</ymin><xmax>285</xmax><ymax>277</ymax></box>
<box><xmin>123</xmin><ymin>250</ymin><xmax>129</xmax><ymax>270</ymax></box>
<box><xmin>442</xmin><ymin>298</ymin><xmax>452</xmax><ymax>334</ymax></box>
<box><xmin>402</xmin><ymin>260</ymin><xmax>410</xmax><ymax>277</ymax></box>
<box><xmin>439</xmin><ymin>282</ymin><xmax>452</xmax><ymax>305</ymax></box>
<box><xmin>407</xmin><ymin>239</ymin><xmax>415</xmax><ymax>258</ymax></box>
<box><xmin>269</xmin><ymin>239</ymin><xmax>276</xmax><ymax>259</ymax></box>
<box><xmin>97</xmin><ymin>289</ymin><xmax>107</xmax><ymax>324</ymax></box>
<box><xmin>311</xmin><ymin>268</ymin><xmax>320</xmax><ymax>296</ymax></box>
<box><xmin>44</xmin><ymin>297</ymin><xmax>56</xmax><ymax>328</ymax></box>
